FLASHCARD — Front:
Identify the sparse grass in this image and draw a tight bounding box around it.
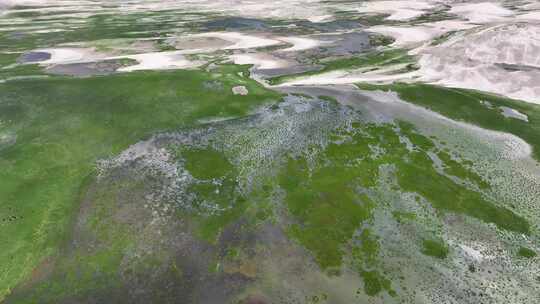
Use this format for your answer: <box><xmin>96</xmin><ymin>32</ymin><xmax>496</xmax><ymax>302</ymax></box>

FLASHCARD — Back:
<box><xmin>358</xmin><ymin>83</ymin><xmax>540</xmax><ymax>162</ymax></box>
<box><xmin>396</xmin><ymin>144</ymin><xmax>529</xmax><ymax>235</ymax></box>
<box><xmin>350</xmin><ymin>120</ymin><xmax>528</xmax><ymax>235</ymax></box>
<box><xmin>436</xmin><ymin>150</ymin><xmax>490</xmax><ymax>189</ymax></box>
<box><xmin>392</xmin><ymin>211</ymin><xmax>416</xmax><ymax>223</ymax></box>
<box><xmin>268</xmin><ymin>49</ymin><xmax>414</xmax><ymax>85</ymax></box>
<box><xmin>353</xmin><ymin>229</ymin><xmax>396</xmax><ymax>297</ymax></box>
<box><xmin>317</xmin><ymin>95</ymin><xmax>339</xmax><ymax>105</ymax></box>
<box><xmin>430</xmin><ymin>31</ymin><xmax>457</xmax><ymax>46</ymax></box>
<box><xmin>275</xmin><ymin>116</ymin><xmax>527</xmax><ymax>295</ymax></box>
<box><xmin>0</xmin><ymin>11</ymin><xmax>202</xmax><ymax>52</ymax></box>
<box><xmin>368</xmin><ymin>34</ymin><xmax>395</xmax><ymax>47</ymax></box>
<box><xmin>411</xmin><ymin>10</ymin><xmax>456</xmax><ymax>25</ymax></box>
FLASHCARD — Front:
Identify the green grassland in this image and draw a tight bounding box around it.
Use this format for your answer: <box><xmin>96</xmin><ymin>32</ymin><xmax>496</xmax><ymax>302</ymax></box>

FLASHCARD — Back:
<box><xmin>0</xmin><ymin>65</ymin><xmax>281</xmax><ymax>300</ymax></box>
<box><xmin>1</xmin><ymin>3</ymin><xmax>538</xmax><ymax>302</ymax></box>
<box><xmin>272</xmin><ymin>117</ymin><xmax>528</xmax><ymax>296</ymax></box>
<box><xmin>518</xmin><ymin>247</ymin><xmax>537</xmax><ymax>258</ymax></box>
<box><xmin>422</xmin><ymin>239</ymin><xmax>449</xmax><ymax>259</ymax></box>
<box><xmin>1</xmin><ymin>23</ymin><xmax>538</xmax><ymax>300</ymax></box>
<box><xmin>2</xmin><ymin>88</ymin><xmax>534</xmax><ymax>302</ymax></box>
<box><xmin>357</xmin><ymin>83</ymin><xmax>540</xmax><ymax>162</ymax></box>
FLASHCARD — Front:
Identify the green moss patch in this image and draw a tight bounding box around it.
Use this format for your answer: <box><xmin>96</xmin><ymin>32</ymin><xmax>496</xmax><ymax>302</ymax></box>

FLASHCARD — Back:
<box><xmin>279</xmin><ymin>156</ymin><xmax>374</xmax><ymax>269</ymax></box>
<box><xmin>183</xmin><ymin>148</ymin><xmax>234</xmax><ymax>180</ymax></box>
<box><xmin>518</xmin><ymin>247</ymin><xmax>537</xmax><ymax>258</ymax></box>
<box><xmin>422</xmin><ymin>239</ymin><xmax>449</xmax><ymax>259</ymax></box>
